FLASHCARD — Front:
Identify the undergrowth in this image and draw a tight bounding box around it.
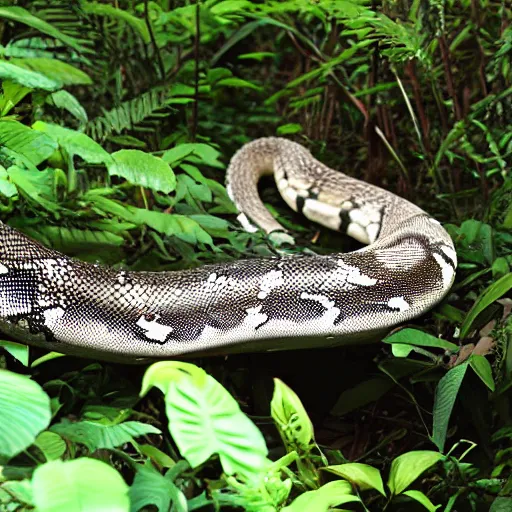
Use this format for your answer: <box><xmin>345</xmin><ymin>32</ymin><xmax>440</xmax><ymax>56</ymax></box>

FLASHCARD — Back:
<box><xmin>0</xmin><ymin>1</ymin><xmax>511</xmax><ymax>511</ymax></box>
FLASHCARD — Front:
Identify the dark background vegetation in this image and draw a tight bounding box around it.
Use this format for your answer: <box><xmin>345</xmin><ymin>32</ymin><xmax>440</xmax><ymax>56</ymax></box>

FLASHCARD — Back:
<box><xmin>0</xmin><ymin>0</ymin><xmax>511</xmax><ymax>511</ymax></box>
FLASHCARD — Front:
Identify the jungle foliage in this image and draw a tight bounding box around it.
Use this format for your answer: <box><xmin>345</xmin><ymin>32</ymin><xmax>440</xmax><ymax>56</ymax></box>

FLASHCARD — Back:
<box><xmin>0</xmin><ymin>0</ymin><xmax>511</xmax><ymax>511</ymax></box>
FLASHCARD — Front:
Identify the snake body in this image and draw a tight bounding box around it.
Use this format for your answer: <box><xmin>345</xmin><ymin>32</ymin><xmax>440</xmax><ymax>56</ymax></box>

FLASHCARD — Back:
<box><xmin>0</xmin><ymin>138</ymin><xmax>456</xmax><ymax>361</ymax></box>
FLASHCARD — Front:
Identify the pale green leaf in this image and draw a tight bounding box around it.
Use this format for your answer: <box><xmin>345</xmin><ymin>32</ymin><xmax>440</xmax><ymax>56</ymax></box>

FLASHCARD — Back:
<box><xmin>325</xmin><ymin>463</ymin><xmax>386</xmax><ymax>496</ymax></box>
<box><xmin>0</xmin><ymin>120</ymin><xmax>57</xmax><ymax>166</ymax></box>
<box><xmin>161</xmin><ymin>143</ymin><xmax>223</xmax><ymax>168</ymax></box>
<box><xmin>469</xmin><ymin>355</ymin><xmax>495</xmax><ymax>391</ymax></box>
<box><xmin>403</xmin><ymin>490</ymin><xmax>440</xmax><ymax>511</ymax></box>
<box><xmin>215</xmin><ymin>77</ymin><xmax>262</xmax><ymax>90</ymax></box>
<box><xmin>34</xmin><ymin>431</ymin><xmax>66</xmax><ymax>461</ymax></box>
<box><xmin>0</xmin><ymin>369</ymin><xmax>51</xmax><ymax>459</ymax></box>
<box><xmin>282</xmin><ymin>481</ymin><xmax>359</xmax><ymax>512</ymax></box>
<box><xmin>391</xmin><ymin>344</ymin><xmax>415</xmax><ymax>357</ymax></box>
<box><xmin>277</xmin><ymin>123</ymin><xmax>302</xmax><ymax>135</ymax></box>
<box><xmin>0</xmin><ymin>60</ymin><xmax>60</xmax><ymax>90</ymax></box>
<box><xmin>108</xmin><ymin>150</ymin><xmax>176</xmax><ymax>193</ymax></box>
<box><xmin>142</xmin><ymin>361</ymin><xmax>269</xmax><ymax>482</ymax></box>
<box><xmin>388</xmin><ymin>451</ymin><xmax>444</xmax><ymax>495</ymax></box>
<box><xmin>50</xmin><ymin>420</ymin><xmax>161</xmax><ymax>452</ymax></box>
<box><xmin>271</xmin><ymin>378</ymin><xmax>314</xmax><ymax>449</ymax></box>
<box><xmin>32</xmin><ymin>121</ymin><xmax>110</xmax><ymax>164</ymax></box>
<box><xmin>432</xmin><ymin>363</ymin><xmax>468</xmax><ymax>451</ymax></box>
<box><xmin>10</xmin><ymin>58</ymin><xmax>92</xmax><ymax>86</ymax></box>
<box><xmin>31</xmin><ymin>458</ymin><xmax>129</xmax><ymax>512</ymax></box>
<box><xmin>0</xmin><ymin>340</ymin><xmax>29</xmax><ymax>366</ymax></box>
<box><xmin>0</xmin><ymin>164</ymin><xmax>19</xmax><ymax>198</ymax></box>
<box><xmin>47</xmin><ymin>90</ymin><xmax>89</xmax><ymax>124</ymax></box>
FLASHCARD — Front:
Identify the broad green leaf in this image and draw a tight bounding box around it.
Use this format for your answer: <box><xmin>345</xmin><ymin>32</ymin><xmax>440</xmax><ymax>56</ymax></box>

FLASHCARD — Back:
<box><xmin>0</xmin><ymin>369</ymin><xmax>51</xmax><ymax>459</ymax></box>
<box><xmin>469</xmin><ymin>355</ymin><xmax>495</xmax><ymax>391</ymax></box>
<box><xmin>129</xmin><ymin>463</ymin><xmax>186</xmax><ymax>512</ymax></box>
<box><xmin>0</xmin><ymin>340</ymin><xmax>29</xmax><ymax>366</ymax></box>
<box><xmin>82</xmin><ymin>2</ymin><xmax>151</xmax><ymax>43</ymax></box>
<box><xmin>34</xmin><ymin>431</ymin><xmax>66</xmax><ymax>461</ymax></box>
<box><xmin>403</xmin><ymin>490</ymin><xmax>440</xmax><ymax>511</ymax></box>
<box><xmin>271</xmin><ymin>378</ymin><xmax>314</xmax><ymax>449</ymax></box>
<box><xmin>47</xmin><ymin>90</ymin><xmax>88</xmax><ymax>124</ymax></box>
<box><xmin>281</xmin><ymin>480</ymin><xmax>359</xmax><ymax>512</ymax></box>
<box><xmin>388</xmin><ymin>451</ymin><xmax>443</xmax><ymax>495</ymax></box>
<box><xmin>325</xmin><ymin>463</ymin><xmax>386</xmax><ymax>496</ymax></box>
<box><xmin>128</xmin><ymin>208</ymin><xmax>213</xmax><ymax>246</ymax></box>
<box><xmin>490</xmin><ymin>497</ymin><xmax>512</xmax><ymax>511</ymax></box>
<box><xmin>7</xmin><ymin>166</ymin><xmax>59</xmax><ymax>212</ymax></box>
<box><xmin>142</xmin><ymin>361</ymin><xmax>269</xmax><ymax>482</ymax></box>
<box><xmin>31</xmin><ymin>458</ymin><xmax>129</xmax><ymax>512</ymax></box>
<box><xmin>32</xmin><ymin>121</ymin><xmax>110</xmax><ymax>164</ymax></box>
<box><xmin>0</xmin><ymin>6</ymin><xmax>86</xmax><ymax>53</ymax></box>
<box><xmin>432</xmin><ymin>363</ymin><xmax>468</xmax><ymax>451</ymax></box>
<box><xmin>50</xmin><ymin>420</ymin><xmax>161</xmax><ymax>452</ymax></box>
<box><xmin>383</xmin><ymin>328</ymin><xmax>458</xmax><ymax>351</ymax></box>
<box><xmin>0</xmin><ymin>120</ymin><xmax>57</xmax><ymax>166</ymax></box>
<box><xmin>0</xmin><ymin>60</ymin><xmax>60</xmax><ymax>90</ymax></box>
<box><xmin>460</xmin><ymin>273</ymin><xmax>512</xmax><ymax>338</ymax></box>
<box><xmin>161</xmin><ymin>143</ymin><xmax>223</xmax><ymax>168</ymax></box>
<box><xmin>10</xmin><ymin>58</ymin><xmax>92</xmax><ymax>86</ymax></box>
<box><xmin>108</xmin><ymin>150</ymin><xmax>176</xmax><ymax>193</ymax></box>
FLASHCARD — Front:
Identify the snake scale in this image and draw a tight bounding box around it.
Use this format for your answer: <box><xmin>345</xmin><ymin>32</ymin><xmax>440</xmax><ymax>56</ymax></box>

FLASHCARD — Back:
<box><xmin>0</xmin><ymin>138</ymin><xmax>456</xmax><ymax>361</ymax></box>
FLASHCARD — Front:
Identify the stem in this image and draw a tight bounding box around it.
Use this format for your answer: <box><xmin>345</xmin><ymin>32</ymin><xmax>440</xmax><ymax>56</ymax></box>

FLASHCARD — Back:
<box><xmin>192</xmin><ymin>0</ymin><xmax>201</xmax><ymax>141</ymax></box>
<box><xmin>144</xmin><ymin>0</ymin><xmax>165</xmax><ymax>80</ymax></box>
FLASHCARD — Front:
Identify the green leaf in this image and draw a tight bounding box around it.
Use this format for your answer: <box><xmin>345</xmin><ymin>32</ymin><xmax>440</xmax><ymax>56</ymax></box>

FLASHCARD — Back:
<box><xmin>276</xmin><ymin>123</ymin><xmax>302</xmax><ymax>135</ymax></box>
<box><xmin>0</xmin><ymin>480</ymin><xmax>33</xmax><ymax>507</ymax></box>
<box><xmin>388</xmin><ymin>451</ymin><xmax>443</xmax><ymax>495</ymax></box>
<box><xmin>161</xmin><ymin>143</ymin><xmax>223</xmax><ymax>168</ymax></box>
<box><xmin>7</xmin><ymin>166</ymin><xmax>59</xmax><ymax>212</ymax></box>
<box><xmin>0</xmin><ymin>60</ymin><xmax>60</xmax><ymax>90</ymax></box>
<box><xmin>402</xmin><ymin>490</ymin><xmax>440</xmax><ymax>511</ymax></box>
<box><xmin>138</xmin><ymin>444</ymin><xmax>176</xmax><ymax>469</ymax></box>
<box><xmin>0</xmin><ymin>120</ymin><xmax>57</xmax><ymax>166</ymax></box>
<box><xmin>391</xmin><ymin>344</ymin><xmax>415</xmax><ymax>357</ymax></box>
<box><xmin>460</xmin><ymin>273</ymin><xmax>512</xmax><ymax>338</ymax></box>
<box><xmin>325</xmin><ymin>463</ymin><xmax>386</xmax><ymax>496</ymax></box>
<box><xmin>81</xmin><ymin>2</ymin><xmax>151</xmax><ymax>43</ymax></box>
<box><xmin>490</xmin><ymin>497</ymin><xmax>512</xmax><ymax>512</ymax></box>
<box><xmin>281</xmin><ymin>481</ymin><xmax>359</xmax><ymax>512</ymax></box>
<box><xmin>128</xmin><ymin>208</ymin><xmax>213</xmax><ymax>246</ymax></box>
<box><xmin>108</xmin><ymin>150</ymin><xmax>176</xmax><ymax>193</ymax></box>
<box><xmin>271</xmin><ymin>378</ymin><xmax>314</xmax><ymax>450</ymax></box>
<box><xmin>32</xmin><ymin>121</ymin><xmax>110</xmax><ymax>164</ymax></box>
<box><xmin>0</xmin><ymin>80</ymin><xmax>31</xmax><ymax>116</ymax></box>
<box><xmin>0</xmin><ymin>6</ymin><xmax>86</xmax><ymax>53</ymax></box>
<box><xmin>142</xmin><ymin>361</ymin><xmax>269</xmax><ymax>482</ymax></box>
<box><xmin>31</xmin><ymin>458</ymin><xmax>129</xmax><ymax>512</ymax></box>
<box><xmin>50</xmin><ymin>420</ymin><xmax>161</xmax><ymax>452</ymax></box>
<box><xmin>9</xmin><ymin>58</ymin><xmax>92</xmax><ymax>86</ymax></box>
<box><xmin>215</xmin><ymin>77</ymin><xmax>262</xmax><ymax>90</ymax></box>
<box><xmin>47</xmin><ymin>90</ymin><xmax>88</xmax><ymax>124</ymax></box>
<box><xmin>0</xmin><ymin>340</ymin><xmax>29</xmax><ymax>366</ymax></box>
<box><xmin>469</xmin><ymin>355</ymin><xmax>495</xmax><ymax>391</ymax></box>
<box><xmin>129</xmin><ymin>463</ymin><xmax>186</xmax><ymax>512</ymax></box>
<box><xmin>0</xmin><ymin>369</ymin><xmax>51</xmax><ymax>459</ymax></box>
<box><xmin>383</xmin><ymin>328</ymin><xmax>458</xmax><ymax>351</ymax></box>
<box><xmin>34</xmin><ymin>431</ymin><xmax>66</xmax><ymax>461</ymax></box>
<box><xmin>432</xmin><ymin>363</ymin><xmax>468</xmax><ymax>451</ymax></box>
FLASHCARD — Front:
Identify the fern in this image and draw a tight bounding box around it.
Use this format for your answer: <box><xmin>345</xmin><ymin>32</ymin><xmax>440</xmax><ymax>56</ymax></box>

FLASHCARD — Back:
<box><xmin>86</xmin><ymin>88</ymin><xmax>172</xmax><ymax>141</ymax></box>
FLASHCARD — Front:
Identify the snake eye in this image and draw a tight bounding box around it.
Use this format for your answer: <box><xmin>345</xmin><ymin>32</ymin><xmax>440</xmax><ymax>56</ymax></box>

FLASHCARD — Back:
<box><xmin>144</xmin><ymin>313</ymin><xmax>156</xmax><ymax>321</ymax></box>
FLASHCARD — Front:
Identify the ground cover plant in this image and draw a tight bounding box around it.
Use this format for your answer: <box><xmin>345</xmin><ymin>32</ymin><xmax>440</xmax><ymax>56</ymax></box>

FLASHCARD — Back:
<box><xmin>0</xmin><ymin>0</ymin><xmax>511</xmax><ymax>510</ymax></box>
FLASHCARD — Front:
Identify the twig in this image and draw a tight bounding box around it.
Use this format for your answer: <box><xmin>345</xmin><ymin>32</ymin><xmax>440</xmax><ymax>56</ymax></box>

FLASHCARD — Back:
<box><xmin>144</xmin><ymin>0</ymin><xmax>165</xmax><ymax>80</ymax></box>
<box><xmin>192</xmin><ymin>0</ymin><xmax>201</xmax><ymax>141</ymax></box>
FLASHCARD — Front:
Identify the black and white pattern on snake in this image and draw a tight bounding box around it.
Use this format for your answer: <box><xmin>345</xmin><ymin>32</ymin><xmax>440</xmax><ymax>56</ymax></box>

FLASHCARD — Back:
<box><xmin>0</xmin><ymin>138</ymin><xmax>456</xmax><ymax>361</ymax></box>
